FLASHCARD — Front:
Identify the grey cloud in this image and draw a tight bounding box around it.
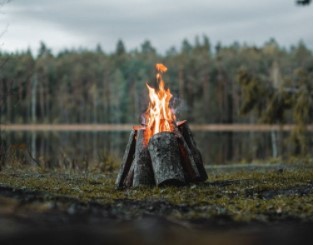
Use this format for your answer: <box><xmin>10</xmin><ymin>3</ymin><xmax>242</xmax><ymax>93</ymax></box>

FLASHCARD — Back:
<box><xmin>3</xmin><ymin>0</ymin><xmax>313</xmax><ymax>53</ymax></box>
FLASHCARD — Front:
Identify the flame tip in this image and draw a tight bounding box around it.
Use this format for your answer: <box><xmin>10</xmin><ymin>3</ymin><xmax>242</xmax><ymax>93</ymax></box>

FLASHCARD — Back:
<box><xmin>155</xmin><ymin>63</ymin><xmax>168</xmax><ymax>73</ymax></box>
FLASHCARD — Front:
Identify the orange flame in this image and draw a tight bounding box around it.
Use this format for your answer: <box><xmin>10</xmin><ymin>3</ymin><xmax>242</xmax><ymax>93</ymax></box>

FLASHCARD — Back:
<box><xmin>144</xmin><ymin>64</ymin><xmax>176</xmax><ymax>143</ymax></box>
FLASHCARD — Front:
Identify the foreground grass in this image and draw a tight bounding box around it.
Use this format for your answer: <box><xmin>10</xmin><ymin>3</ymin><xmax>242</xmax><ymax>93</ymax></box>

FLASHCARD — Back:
<box><xmin>0</xmin><ymin>162</ymin><xmax>312</xmax><ymax>224</ymax></box>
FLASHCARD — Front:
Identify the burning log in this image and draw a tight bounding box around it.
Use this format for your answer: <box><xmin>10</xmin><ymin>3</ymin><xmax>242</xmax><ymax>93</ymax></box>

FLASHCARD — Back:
<box><xmin>115</xmin><ymin>63</ymin><xmax>208</xmax><ymax>189</ymax></box>
<box><xmin>148</xmin><ymin>132</ymin><xmax>185</xmax><ymax>186</ymax></box>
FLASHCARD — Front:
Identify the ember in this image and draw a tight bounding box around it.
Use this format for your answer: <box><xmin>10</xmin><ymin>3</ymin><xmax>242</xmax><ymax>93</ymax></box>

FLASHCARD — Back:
<box><xmin>116</xmin><ymin>64</ymin><xmax>208</xmax><ymax>188</ymax></box>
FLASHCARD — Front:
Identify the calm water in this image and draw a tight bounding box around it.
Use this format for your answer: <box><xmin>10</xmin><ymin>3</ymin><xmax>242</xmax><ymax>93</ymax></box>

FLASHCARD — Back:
<box><xmin>1</xmin><ymin>130</ymin><xmax>301</xmax><ymax>167</ymax></box>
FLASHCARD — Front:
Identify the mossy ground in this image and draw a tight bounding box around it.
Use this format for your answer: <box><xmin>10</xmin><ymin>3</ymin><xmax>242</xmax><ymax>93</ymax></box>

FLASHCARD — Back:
<box><xmin>0</xmin><ymin>161</ymin><xmax>312</xmax><ymax>225</ymax></box>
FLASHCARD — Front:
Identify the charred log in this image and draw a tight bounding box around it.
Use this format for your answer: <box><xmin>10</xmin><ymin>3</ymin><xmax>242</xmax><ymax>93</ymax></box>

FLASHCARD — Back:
<box><xmin>115</xmin><ymin>130</ymin><xmax>136</xmax><ymax>188</ymax></box>
<box><xmin>133</xmin><ymin>130</ymin><xmax>155</xmax><ymax>187</ymax></box>
<box><xmin>148</xmin><ymin>132</ymin><xmax>185</xmax><ymax>186</ymax></box>
<box><xmin>176</xmin><ymin>132</ymin><xmax>200</xmax><ymax>182</ymax></box>
<box><xmin>178</xmin><ymin>122</ymin><xmax>208</xmax><ymax>181</ymax></box>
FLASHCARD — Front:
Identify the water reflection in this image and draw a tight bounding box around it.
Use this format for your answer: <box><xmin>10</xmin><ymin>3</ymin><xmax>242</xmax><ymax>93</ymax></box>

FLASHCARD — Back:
<box><xmin>1</xmin><ymin>130</ymin><xmax>300</xmax><ymax>167</ymax></box>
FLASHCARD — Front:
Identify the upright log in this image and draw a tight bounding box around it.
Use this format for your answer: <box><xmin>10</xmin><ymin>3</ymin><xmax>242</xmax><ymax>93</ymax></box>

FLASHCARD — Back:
<box><xmin>148</xmin><ymin>132</ymin><xmax>185</xmax><ymax>186</ymax></box>
<box><xmin>176</xmin><ymin>132</ymin><xmax>200</xmax><ymax>182</ymax></box>
<box><xmin>133</xmin><ymin>130</ymin><xmax>155</xmax><ymax>187</ymax></box>
<box><xmin>115</xmin><ymin>130</ymin><xmax>136</xmax><ymax>188</ymax></box>
<box><xmin>178</xmin><ymin>122</ymin><xmax>208</xmax><ymax>181</ymax></box>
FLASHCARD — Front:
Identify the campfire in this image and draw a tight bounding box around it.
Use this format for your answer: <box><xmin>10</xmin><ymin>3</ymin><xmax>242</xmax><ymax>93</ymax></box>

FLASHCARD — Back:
<box><xmin>116</xmin><ymin>64</ymin><xmax>208</xmax><ymax>188</ymax></box>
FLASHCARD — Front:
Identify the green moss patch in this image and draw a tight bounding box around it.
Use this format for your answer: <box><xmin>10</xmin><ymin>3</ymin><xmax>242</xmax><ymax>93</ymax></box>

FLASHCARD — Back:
<box><xmin>0</xmin><ymin>163</ymin><xmax>312</xmax><ymax>224</ymax></box>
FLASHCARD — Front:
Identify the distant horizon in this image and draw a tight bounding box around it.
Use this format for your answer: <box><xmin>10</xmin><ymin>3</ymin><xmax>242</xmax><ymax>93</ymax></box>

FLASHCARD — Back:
<box><xmin>0</xmin><ymin>36</ymin><xmax>312</xmax><ymax>57</ymax></box>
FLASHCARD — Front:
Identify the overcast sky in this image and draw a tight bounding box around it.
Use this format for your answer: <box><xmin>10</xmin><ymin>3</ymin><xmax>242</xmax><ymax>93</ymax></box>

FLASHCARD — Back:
<box><xmin>0</xmin><ymin>0</ymin><xmax>312</xmax><ymax>54</ymax></box>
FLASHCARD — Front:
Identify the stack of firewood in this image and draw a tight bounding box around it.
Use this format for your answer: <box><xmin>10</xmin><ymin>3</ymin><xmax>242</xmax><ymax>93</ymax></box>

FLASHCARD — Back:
<box><xmin>115</xmin><ymin>121</ymin><xmax>208</xmax><ymax>188</ymax></box>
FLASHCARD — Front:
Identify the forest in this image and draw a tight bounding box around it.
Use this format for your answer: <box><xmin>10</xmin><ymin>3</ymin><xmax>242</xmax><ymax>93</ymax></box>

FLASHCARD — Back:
<box><xmin>0</xmin><ymin>36</ymin><xmax>313</xmax><ymax>159</ymax></box>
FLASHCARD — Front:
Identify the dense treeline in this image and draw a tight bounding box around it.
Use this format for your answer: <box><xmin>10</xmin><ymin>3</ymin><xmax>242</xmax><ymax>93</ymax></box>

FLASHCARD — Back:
<box><xmin>0</xmin><ymin>37</ymin><xmax>313</xmax><ymax>157</ymax></box>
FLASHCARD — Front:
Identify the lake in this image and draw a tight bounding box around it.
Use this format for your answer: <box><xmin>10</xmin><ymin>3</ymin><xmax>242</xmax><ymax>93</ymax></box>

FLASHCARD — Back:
<box><xmin>1</xmin><ymin>128</ymin><xmax>299</xmax><ymax>167</ymax></box>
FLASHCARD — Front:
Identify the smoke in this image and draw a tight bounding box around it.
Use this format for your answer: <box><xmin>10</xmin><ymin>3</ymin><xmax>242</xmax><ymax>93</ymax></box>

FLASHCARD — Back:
<box><xmin>170</xmin><ymin>96</ymin><xmax>188</xmax><ymax>121</ymax></box>
<box><xmin>139</xmin><ymin>112</ymin><xmax>146</xmax><ymax>126</ymax></box>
